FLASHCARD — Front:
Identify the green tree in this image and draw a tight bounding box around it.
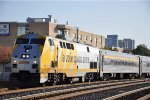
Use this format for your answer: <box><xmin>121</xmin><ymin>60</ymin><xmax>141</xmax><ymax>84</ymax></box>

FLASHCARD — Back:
<box><xmin>132</xmin><ymin>44</ymin><xmax>150</xmax><ymax>56</ymax></box>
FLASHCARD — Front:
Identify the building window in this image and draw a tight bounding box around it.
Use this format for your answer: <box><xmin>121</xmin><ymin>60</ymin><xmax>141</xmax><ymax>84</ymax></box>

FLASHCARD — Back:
<box><xmin>100</xmin><ymin>39</ymin><xmax>101</xmax><ymax>43</ymax></box>
<box><xmin>64</xmin><ymin>30</ymin><xmax>69</xmax><ymax>35</ymax></box>
<box><xmin>73</xmin><ymin>34</ymin><xmax>76</xmax><ymax>38</ymax></box>
<box><xmin>90</xmin><ymin>37</ymin><xmax>92</xmax><ymax>42</ymax></box>
<box><xmin>85</xmin><ymin>36</ymin><xmax>87</xmax><ymax>41</ymax></box>
<box><xmin>79</xmin><ymin>34</ymin><xmax>82</xmax><ymax>40</ymax></box>
<box><xmin>58</xmin><ymin>30</ymin><xmax>61</xmax><ymax>35</ymax></box>
<box><xmin>95</xmin><ymin>38</ymin><xmax>97</xmax><ymax>43</ymax></box>
<box><xmin>17</xmin><ymin>27</ymin><xmax>26</xmax><ymax>36</ymax></box>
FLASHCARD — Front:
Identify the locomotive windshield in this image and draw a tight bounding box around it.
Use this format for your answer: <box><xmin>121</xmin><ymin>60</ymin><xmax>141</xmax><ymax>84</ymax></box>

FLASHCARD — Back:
<box><xmin>30</xmin><ymin>39</ymin><xmax>45</xmax><ymax>45</ymax></box>
<box><xmin>16</xmin><ymin>38</ymin><xmax>29</xmax><ymax>44</ymax></box>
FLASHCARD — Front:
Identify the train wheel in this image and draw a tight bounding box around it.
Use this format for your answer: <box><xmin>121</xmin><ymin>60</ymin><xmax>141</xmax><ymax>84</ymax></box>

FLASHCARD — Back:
<box><xmin>69</xmin><ymin>78</ymin><xmax>73</xmax><ymax>84</ymax></box>
<box><xmin>102</xmin><ymin>74</ymin><xmax>110</xmax><ymax>81</ymax></box>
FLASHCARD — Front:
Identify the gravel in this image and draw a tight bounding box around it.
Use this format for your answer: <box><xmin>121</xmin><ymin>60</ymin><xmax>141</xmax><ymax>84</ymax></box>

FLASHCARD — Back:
<box><xmin>68</xmin><ymin>82</ymin><xmax>150</xmax><ymax>100</ymax></box>
<box><xmin>0</xmin><ymin>81</ymin><xmax>116</xmax><ymax>99</ymax></box>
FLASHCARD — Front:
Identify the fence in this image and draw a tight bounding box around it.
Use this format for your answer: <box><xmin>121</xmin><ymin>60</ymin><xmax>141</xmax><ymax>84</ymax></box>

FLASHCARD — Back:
<box><xmin>0</xmin><ymin>63</ymin><xmax>11</xmax><ymax>81</ymax></box>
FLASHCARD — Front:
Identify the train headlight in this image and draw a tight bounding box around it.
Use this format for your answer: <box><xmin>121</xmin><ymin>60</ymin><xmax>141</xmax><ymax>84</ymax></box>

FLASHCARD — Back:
<box><xmin>26</xmin><ymin>55</ymin><xmax>29</xmax><ymax>58</ymax></box>
<box><xmin>33</xmin><ymin>60</ymin><xmax>37</xmax><ymax>64</ymax></box>
<box><xmin>25</xmin><ymin>49</ymin><xmax>29</xmax><ymax>52</ymax></box>
<box><xmin>22</xmin><ymin>55</ymin><xmax>26</xmax><ymax>58</ymax></box>
<box><xmin>13</xmin><ymin>60</ymin><xmax>17</xmax><ymax>63</ymax></box>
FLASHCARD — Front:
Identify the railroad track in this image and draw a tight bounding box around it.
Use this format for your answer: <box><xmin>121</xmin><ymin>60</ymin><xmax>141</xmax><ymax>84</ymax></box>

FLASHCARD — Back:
<box><xmin>1</xmin><ymin>79</ymin><xmax>149</xmax><ymax>100</ymax></box>
<box><xmin>0</xmin><ymin>79</ymin><xmax>129</xmax><ymax>99</ymax></box>
<box><xmin>105</xmin><ymin>86</ymin><xmax>150</xmax><ymax>100</ymax></box>
<box><xmin>0</xmin><ymin>88</ymin><xmax>8</xmax><ymax>92</ymax></box>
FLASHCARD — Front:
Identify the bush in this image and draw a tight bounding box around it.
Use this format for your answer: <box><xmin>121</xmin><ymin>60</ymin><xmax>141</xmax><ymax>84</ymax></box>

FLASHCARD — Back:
<box><xmin>0</xmin><ymin>45</ymin><xmax>13</xmax><ymax>64</ymax></box>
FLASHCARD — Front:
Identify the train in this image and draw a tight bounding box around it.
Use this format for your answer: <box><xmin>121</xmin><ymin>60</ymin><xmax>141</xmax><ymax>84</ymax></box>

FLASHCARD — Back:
<box><xmin>10</xmin><ymin>32</ymin><xmax>150</xmax><ymax>85</ymax></box>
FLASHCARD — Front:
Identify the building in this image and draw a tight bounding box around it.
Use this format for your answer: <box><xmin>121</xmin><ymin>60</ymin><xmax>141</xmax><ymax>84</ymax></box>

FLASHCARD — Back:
<box><xmin>0</xmin><ymin>15</ymin><xmax>105</xmax><ymax>49</ymax></box>
<box><xmin>26</xmin><ymin>15</ymin><xmax>57</xmax><ymax>23</ymax></box>
<box><xmin>105</xmin><ymin>35</ymin><xmax>118</xmax><ymax>48</ymax></box>
<box><xmin>118</xmin><ymin>40</ymin><xmax>125</xmax><ymax>48</ymax></box>
<box><xmin>118</xmin><ymin>39</ymin><xmax>135</xmax><ymax>50</ymax></box>
<box><xmin>123</xmin><ymin>38</ymin><xmax>135</xmax><ymax>50</ymax></box>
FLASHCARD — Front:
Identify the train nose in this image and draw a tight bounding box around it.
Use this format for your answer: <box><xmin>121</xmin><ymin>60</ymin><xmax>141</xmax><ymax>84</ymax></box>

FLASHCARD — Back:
<box><xmin>18</xmin><ymin>71</ymin><xmax>30</xmax><ymax>81</ymax></box>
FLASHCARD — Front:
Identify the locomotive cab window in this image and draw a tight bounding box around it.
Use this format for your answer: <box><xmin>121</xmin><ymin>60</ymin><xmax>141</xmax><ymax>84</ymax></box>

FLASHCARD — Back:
<box><xmin>30</xmin><ymin>39</ymin><xmax>45</xmax><ymax>45</ymax></box>
<box><xmin>16</xmin><ymin>38</ymin><xmax>29</xmax><ymax>44</ymax></box>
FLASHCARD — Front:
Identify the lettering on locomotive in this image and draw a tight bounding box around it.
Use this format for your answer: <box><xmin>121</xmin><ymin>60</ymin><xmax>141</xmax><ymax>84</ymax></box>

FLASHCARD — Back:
<box><xmin>61</xmin><ymin>54</ymin><xmax>89</xmax><ymax>63</ymax></box>
<box><xmin>19</xmin><ymin>61</ymin><xmax>30</xmax><ymax>64</ymax></box>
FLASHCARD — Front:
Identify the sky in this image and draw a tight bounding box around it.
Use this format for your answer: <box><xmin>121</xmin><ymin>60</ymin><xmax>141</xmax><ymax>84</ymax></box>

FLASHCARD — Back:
<box><xmin>0</xmin><ymin>0</ymin><xmax>150</xmax><ymax>48</ymax></box>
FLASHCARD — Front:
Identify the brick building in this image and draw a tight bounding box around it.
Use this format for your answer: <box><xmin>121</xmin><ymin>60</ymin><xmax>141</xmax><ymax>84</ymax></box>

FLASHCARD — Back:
<box><xmin>0</xmin><ymin>15</ymin><xmax>105</xmax><ymax>49</ymax></box>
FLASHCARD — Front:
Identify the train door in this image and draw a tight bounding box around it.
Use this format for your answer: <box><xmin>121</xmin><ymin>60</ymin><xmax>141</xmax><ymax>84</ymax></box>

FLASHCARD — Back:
<box><xmin>99</xmin><ymin>50</ymin><xmax>103</xmax><ymax>79</ymax></box>
<box><xmin>139</xmin><ymin>56</ymin><xmax>142</xmax><ymax>77</ymax></box>
<box><xmin>48</xmin><ymin>39</ymin><xmax>58</xmax><ymax>83</ymax></box>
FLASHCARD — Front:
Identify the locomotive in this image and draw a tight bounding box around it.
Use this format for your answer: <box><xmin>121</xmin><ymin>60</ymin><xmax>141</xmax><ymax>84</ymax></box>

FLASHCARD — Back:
<box><xmin>11</xmin><ymin>32</ymin><xmax>150</xmax><ymax>85</ymax></box>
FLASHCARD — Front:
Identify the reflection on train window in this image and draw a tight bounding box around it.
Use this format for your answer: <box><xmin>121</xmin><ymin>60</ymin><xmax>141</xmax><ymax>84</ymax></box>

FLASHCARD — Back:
<box><xmin>30</xmin><ymin>39</ymin><xmax>45</xmax><ymax>45</ymax></box>
<box><xmin>147</xmin><ymin>63</ymin><xmax>150</xmax><ymax>67</ymax></box>
<box><xmin>134</xmin><ymin>63</ymin><xmax>137</xmax><ymax>66</ymax></box>
<box><xmin>63</xmin><ymin>42</ymin><xmax>66</xmax><ymax>48</ymax></box>
<box><xmin>118</xmin><ymin>61</ymin><xmax>121</xmax><ymax>65</ymax></box>
<box><xmin>122</xmin><ymin>61</ymin><xmax>125</xmax><ymax>65</ymax></box>
<box><xmin>111</xmin><ymin>60</ymin><xmax>113</xmax><ymax>63</ymax></box>
<box><xmin>49</xmin><ymin>39</ymin><xmax>55</xmax><ymax>46</ymax></box>
<box><xmin>125</xmin><ymin>62</ymin><xmax>127</xmax><ymax>65</ymax></box>
<box><xmin>131</xmin><ymin>62</ymin><xmax>133</xmax><ymax>66</ymax></box>
<box><xmin>103</xmin><ymin>60</ymin><xmax>107</xmax><ymax>65</ymax></box>
<box><xmin>16</xmin><ymin>38</ymin><xmax>29</xmax><ymax>44</ymax></box>
<box><xmin>128</xmin><ymin>62</ymin><xmax>130</xmax><ymax>66</ymax></box>
<box><xmin>115</xmin><ymin>61</ymin><xmax>117</xmax><ymax>65</ymax></box>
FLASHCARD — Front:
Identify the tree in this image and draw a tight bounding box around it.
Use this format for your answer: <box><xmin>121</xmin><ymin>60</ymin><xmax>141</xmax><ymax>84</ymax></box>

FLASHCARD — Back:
<box><xmin>132</xmin><ymin>44</ymin><xmax>150</xmax><ymax>56</ymax></box>
<box><xmin>0</xmin><ymin>45</ymin><xmax>13</xmax><ymax>64</ymax></box>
